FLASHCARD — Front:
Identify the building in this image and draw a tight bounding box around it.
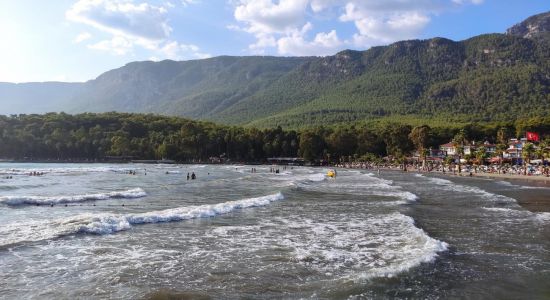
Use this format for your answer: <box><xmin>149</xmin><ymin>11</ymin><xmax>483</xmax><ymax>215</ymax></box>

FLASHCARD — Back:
<box><xmin>439</xmin><ymin>141</ymin><xmax>476</xmax><ymax>156</ymax></box>
<box><xmin>440</xmin><ymin>142</ymin><xmax>456</xmax><ymax>156</ymax></box>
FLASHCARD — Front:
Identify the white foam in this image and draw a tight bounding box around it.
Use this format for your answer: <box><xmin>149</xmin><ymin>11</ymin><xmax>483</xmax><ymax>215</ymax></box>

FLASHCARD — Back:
<box><xmin>482</xmin><ymin>207</ymin><xmax>550</xmax><ymax>223</ymax></box>
<box><xmin>496</xmin><ymin>180</ymin><xmax>550</xmax><ymax>190</ymax></box>
<box><xmin>124</xmin><ymin>192</ymin><xmax>284</xmax><ymax>227</ymax></box>
<box><xmin>296</xmin><ymin>172</ymin><xmax>417</xmax><ymax>203</ymax></box>
<box><xmin>535</xmin><ymin>212</ymin><xmax>550</xmax><ymax>222</ymax></box>
<box><xmin>482</xmin><ymin>207</ymin><xmax>518</xmax><ymax>213</ymax></box>
<box><xmin>274</xmin><ymin>213</ymin><xmax>447</xmax><ymax>280</ymax></box>
<box><xmin>307</xmin><ymin>173</ymin><xmax>327</xmax><ymax>182</ymax></box>
<box><xmin>421</xmin><ymin>176</ymin><xmax>516</xmax><ymax>202</ymax></box>
<box><xmin>481</xmin><ymin>207</ymin><xmax>530</xmax><ymax>218</ymax></box>
<box><xmin>0</xmin><ymin>188</ymin><xmax>147</xmax><ymax>206</ymax></box>
<box><xmin>0</xmin><ymin>192</ymin><xmax>284</xmax><ymax>247</ymax></box>
<box><xmin>0</xmin><ymin>166</ymin><xmax>136</xmax><ymax>176</ymax></box>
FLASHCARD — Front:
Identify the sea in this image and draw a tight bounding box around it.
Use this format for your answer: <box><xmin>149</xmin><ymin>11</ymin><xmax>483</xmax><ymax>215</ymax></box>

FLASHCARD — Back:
<box><xmin>0</xmin><ymin>163</ymin><xmax>548</xmax><ymax>299</ymax></box>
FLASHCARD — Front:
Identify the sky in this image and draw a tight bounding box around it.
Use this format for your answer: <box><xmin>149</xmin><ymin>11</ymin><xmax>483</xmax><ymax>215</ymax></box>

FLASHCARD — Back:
<box><xmin>0</xmin><ymin>0</ymin><xmax>548</xmax><ymax>83</ymax></box>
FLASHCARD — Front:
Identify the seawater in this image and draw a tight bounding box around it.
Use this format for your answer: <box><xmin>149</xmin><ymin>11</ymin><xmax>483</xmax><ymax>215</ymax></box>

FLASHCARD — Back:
<box><xmin>0</xmin><ymin>163</ymin><xmax>548</xmax><ymax>299</ymax></box>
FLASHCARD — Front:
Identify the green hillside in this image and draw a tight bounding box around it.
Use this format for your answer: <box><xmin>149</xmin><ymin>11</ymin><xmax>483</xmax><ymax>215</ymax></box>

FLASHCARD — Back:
<box><xmin>1</xmin><ymin>11</ymin><xmax>549</xmax><ymax>129</ymax></box>
<box><xmin>244</xmin><ymin>32</ymin><xmax>550</xmax><ymax>128</ymax></box>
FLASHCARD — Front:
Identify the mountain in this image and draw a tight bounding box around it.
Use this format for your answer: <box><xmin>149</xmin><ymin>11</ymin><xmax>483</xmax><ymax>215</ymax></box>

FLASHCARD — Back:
<box><xmin>0</xmin><ymin>82</ymin><xmax>84</xmax><ymax>115</ymax></box>
<box><xmin>506</xmin><ymin>11</ymin><xmax>550</xmax><ymax>39</ymax></box>
<box><xmin>71</xmin><ymin>56</ymin><xmax>313</xmax><ymax>119</ymax></box>
<box><xmin>0</xmin><ymin>11</ymin><xmax>549</xmax><ymax>128</ymax></box>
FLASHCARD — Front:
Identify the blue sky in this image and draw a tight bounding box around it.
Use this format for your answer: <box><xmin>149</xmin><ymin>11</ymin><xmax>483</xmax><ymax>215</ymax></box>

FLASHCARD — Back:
<box><xmin>0</xmin><ymin>0</ymin><xmax>548</xmax><ymax>83</ymax></box>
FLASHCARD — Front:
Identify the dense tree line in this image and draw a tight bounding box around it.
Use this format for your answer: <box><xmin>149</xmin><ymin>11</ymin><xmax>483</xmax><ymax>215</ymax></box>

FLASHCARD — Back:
<box><xmin>1</xmin><ymin>113</ymin><xmax>549</xmax><ymax>163</ymax></box>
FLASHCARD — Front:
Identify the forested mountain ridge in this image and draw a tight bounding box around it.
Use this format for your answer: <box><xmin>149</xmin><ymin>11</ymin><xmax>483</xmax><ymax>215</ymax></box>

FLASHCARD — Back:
<box><xmin>0</xmin><ymin>12</ymin><xmax>549</xmax><ymax>128</ymax></box>
<box><xmin>507</xmin><ymin>11</ymin><xmax>550</xmax><ymax>38</ymax></box>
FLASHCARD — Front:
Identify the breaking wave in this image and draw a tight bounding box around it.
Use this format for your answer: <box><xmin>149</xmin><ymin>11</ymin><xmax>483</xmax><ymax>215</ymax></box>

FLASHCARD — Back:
<box><xmin>0</xmin><ymin>188</ymin><xmax>147</xmax><ymax>206</ymax></box>
<box><xmin>0</xmin><ymin>192</ymin><xmax>284</xmax><ymax>248</ymax></box>
<box><xmin>418</xmin><ymin>175</ymin><xmax>515</xmax><ymax>202</ymax></box>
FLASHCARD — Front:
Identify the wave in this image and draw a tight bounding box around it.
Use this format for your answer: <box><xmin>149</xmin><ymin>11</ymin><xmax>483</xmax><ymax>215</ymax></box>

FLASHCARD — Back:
<box><xmin>495</xmin><ymin>180</ymin><xmax>550</xmax><ymax>190</ymax></box>
<box><xmin>0</xmin><ymin>188</ymin><xmax>147</xmax><ymax>206</ymax></box>
<box><xmin>0</xmin><ymin>192</ymin><xmax>284</xmax><ymax>248</ymax></box>
<box><xmin>0</xmin><ymin>166</ymin><xmax>138</xmax><ymax>176</ymax></box>
<box><xmin>275</xmin><ymin>212</ymin><xmax>447</xmax><ymax>280</ymax></box>
<box><xmin>420</xmin><ymin>176</ymin><xmax>515</xmax><ymax>202</ymax></box>
<box><xmin>483</xmin><ymin>207</ymin><xmax>550</xmax><ymax>223</ymax></box>
<box><xmin>354</xmin><ymin>214</ymin><xmax>448</xmax><ymax>281</ymax></box>
<box><xmin>295</xmin><ymin>172</ymin><xmax>417</xmax><ymax>203</ymax></box>
<box><xmin>535</xmin><ymin>212</ymin><xmax>550</xmax><ymax>222</ymax></box>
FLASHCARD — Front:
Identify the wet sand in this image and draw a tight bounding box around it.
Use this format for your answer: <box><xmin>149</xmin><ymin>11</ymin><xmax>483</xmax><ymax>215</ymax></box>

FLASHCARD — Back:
<box><xmin>471</xmin><ymin>172</ymin><xmax>550</xmax><ymax>183</ymax></box>
<box><xmin>372</xmin><ymin>167</ymin><xmax>550</xmax><ymax>213</ymax></box>
<box><xmin>442</xmin><ymin>172</ymin><xmax>550</xmax><ymax>213</ymax></box>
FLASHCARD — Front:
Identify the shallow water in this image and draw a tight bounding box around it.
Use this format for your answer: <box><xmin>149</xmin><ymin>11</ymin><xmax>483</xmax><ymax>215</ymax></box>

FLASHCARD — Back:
<box><xmin>0</xmin><ymin>163</ymin><xmax>548</xmax><ymax>299</ymax></box>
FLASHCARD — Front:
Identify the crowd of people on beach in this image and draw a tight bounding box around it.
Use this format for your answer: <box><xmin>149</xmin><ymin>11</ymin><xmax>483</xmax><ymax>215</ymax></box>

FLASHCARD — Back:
<box><xmin>332</xmin><ymin>161</ymin><xmax>550</xmax><ymax>178</ymax></box>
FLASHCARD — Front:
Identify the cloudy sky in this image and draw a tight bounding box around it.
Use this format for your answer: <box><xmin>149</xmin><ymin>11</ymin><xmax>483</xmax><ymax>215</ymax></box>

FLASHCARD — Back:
<box><xmin>0</xmin><ymin>0</ymin><xmax>548</xmax><ymax>83</ymax></box>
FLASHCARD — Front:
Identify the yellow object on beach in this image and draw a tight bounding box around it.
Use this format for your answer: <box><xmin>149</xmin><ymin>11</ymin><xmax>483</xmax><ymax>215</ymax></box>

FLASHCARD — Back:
<box><xmin>327</xmin><ymin>170</ymin><xmax>335</xmax><ymax>178</ymax></box>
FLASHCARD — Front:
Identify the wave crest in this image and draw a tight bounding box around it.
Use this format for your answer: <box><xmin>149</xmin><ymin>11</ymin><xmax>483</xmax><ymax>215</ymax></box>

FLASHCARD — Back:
<box><xmin>0</xmin><ymin>192</ymin><xmax>284</xmax><ymax>247</ymax></box>
<box><xmin>0</xmin><ymin>188</ymin><xmax>147</xmax><ymax>206</ymax></box>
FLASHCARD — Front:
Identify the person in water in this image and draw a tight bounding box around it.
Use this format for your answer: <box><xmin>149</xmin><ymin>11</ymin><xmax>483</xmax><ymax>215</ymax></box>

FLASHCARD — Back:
<box><xmin>191</xmin><ymin>172</ymin><xmax>196</xmax><ymax>180</ymax></box>
<box><xmin>187</xmin><ymin>173</ymin><xmax>190</xmax><ymax>180</ymax></box>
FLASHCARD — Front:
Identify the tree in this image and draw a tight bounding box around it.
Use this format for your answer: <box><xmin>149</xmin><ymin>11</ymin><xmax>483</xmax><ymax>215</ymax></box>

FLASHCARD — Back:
<box><xmin>382</xmin><ymin>123</ymin><xmax>413</xmax><ymax>158</ymax></box>
<box><xmin>474</xmin><ymin>146</ymin><xmax>487</xmax><ymax>166</ymax></box>
<box><xmin>409</xmin><ymin>125</ymin><xmax>431</xmax><ymax>168</ymax></box>
<box><xmin>522</xmin><ymin>142</ymin><xmax>535</xmax><ymax>175</ymax></box>
<box><xmin>298</xmin><ymin>131</ymin><xmax>324</xmax><ymax>162</ymax></box>
<box><xmin>539</xmin><ymin>139</ymin><xmax>550</xmax><ymax>164</ymax></box>
<box><xmin>495</xmin><ymin>127</ymin><xmax>510</xmax><ymax>166</ymax></box>
<box><xmin>452</xmin><ymin>129</ymin><xmax>467</xmax><ymax>173</ymax></box>
<box><xmin>327</xmin><ymin>127</ymin><xmax>358</xmax><ymax>159</ymax></box>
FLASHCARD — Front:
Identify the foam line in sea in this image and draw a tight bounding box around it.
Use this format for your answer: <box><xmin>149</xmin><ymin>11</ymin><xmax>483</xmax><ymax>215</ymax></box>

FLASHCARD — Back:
<box><xmin>0</xmin><ymin>188</ymin><xmax>147</xmax><ymax>205</ymax></box>
<box><xmin>0</xmin><ymin>192</ymin><xmax>285</xmax><ymax>248</ymax></box>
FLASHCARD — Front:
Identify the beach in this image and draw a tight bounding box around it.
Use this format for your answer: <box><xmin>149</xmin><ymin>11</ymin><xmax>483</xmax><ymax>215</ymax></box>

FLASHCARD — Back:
<box><xmin>422</xmin><ymin>170</ymin><xmax>550</xmax><ymax>213</ymax></box>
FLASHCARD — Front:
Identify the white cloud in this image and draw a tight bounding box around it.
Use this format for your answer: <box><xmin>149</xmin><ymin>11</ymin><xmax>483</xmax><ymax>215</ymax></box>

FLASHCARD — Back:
<box><xmin>338</xmin><ymin>1</ymin><xmax>439</xmax><ymax>47</ymax></box>
<box><xmin>232</xmin><ymin>0</ymin><xmax>486</xmax><ymax>55</ymax></box>
<box><xmin>158</xmin><ymin>41</ymin><xmax>211</xmax><ymax>60</ymax></box>
<box><xmin>88</xmin><ymin>35</ymin><xmax>133</xmax><ymax>55</ymax></box>
<box><xmin>180</xmin><ymin>0</ymin><xmax>199</xmax><ymax>7</ymax></box>
<box><xmin>74</xmin><ymin>32</ymin><xmax>92</xmax><ymax>43</ymax></box>
<box><xmin>234</xmin><ymin>0</ymin><xmax>342</xmax><ymax>56</ymax></box>
<box><xmin>452</xmin><ymin>0</ymin><xmax>484</xmax><ymax>4</ymax></box>
<box><xmin>66</xmin><ymin>0</ymin><xmax>171</xmax><ymax>41</ymax></box>
<box><xmin>67</xmin><ymin>0</ymin><xmax>208</xmax><ymax>61</ymax></box>
<box><xmin>341</xmin><ymin>3</ymin><xmax>431</xmax><ymax>46</ymax></box>
<box><xmin>278</xmin><ymin>23</ymin><xmax>342</xmax><ymax>56</ymax></box>
<box><xmin>309</xmin><ymin>0</ymin><xmax>344</xmax><ymax>13</ymax></box>
<box><xmin>234</xmin><ymin>0</ymin><xmax>309</xmax><ymax>35</ymax></box>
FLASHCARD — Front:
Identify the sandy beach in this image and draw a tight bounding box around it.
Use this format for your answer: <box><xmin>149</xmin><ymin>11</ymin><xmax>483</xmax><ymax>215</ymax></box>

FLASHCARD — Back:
<box><xmin>445</xmin><ymin>173</ymin><xmax>550</xmax><ymax>213</ymax></box>
<box><xmin>365</xmin><ymin>166</ymin><xmax>550</xmax><ymax>213</ymax></box>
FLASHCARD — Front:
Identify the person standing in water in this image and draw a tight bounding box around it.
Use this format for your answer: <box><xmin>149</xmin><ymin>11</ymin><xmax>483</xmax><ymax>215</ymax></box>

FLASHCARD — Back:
<box><xmin>187</xmin><ymin>173</ymin><xmax>190</xmax><ymax>180</ymax></box>
<box><xmin>191</xmin><ymin>172</ymin><xmax>196</xmax><ymax>180</ymax></box>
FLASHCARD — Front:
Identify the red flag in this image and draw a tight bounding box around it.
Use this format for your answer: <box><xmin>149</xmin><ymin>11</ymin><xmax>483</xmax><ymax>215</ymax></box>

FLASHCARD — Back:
<box><xmin>526</xmin><ymin>131</ymin><xmax>540</xmax><ymax>142</ymax></box>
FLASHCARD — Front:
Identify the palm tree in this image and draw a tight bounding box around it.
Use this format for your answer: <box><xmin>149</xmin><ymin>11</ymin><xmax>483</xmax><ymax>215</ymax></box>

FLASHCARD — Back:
<box><xmin>409</xmin><ymin>125</ymin><xmax>430</xmax><ymax>169</ymax></box>
<box><xmin>452</xmin><ymin>129</ymin><xmax>467</xmax><ymax>173</ymax></box>
<box><xmin>539</xmin><ymin>139</ymin><xmax>550</xmax><ymax>164</ymax></box>
<box><xmin>475</xmin><ymin>146</ymin><xmax>487</xmax><ymax>166</ymax></box>
<box><xmin>522</xmin><ymin>143</ymin><xmax>535</xmax><ymax>175</ymax></box>
<box><xmin>495</xmin><ymin>127</ymin><xmax>509</xmax><ymax>167</ymax></box>
<box><xmin>495</xmin><ymin>143</ymin><xmax>507</xmax><ymax>166</ymax></box>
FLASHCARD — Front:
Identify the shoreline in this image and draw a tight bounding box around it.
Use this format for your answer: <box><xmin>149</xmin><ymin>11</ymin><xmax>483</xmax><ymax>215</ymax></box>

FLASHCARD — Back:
<box><xmin>367</xmin><ymin>166</ymin><xmax>550</xmax><ymax>185</ymax></box>
<box><xmin>368</xmin><ymin>167</ymin><xmax>550</xmax><ymax>213</ymax></box>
